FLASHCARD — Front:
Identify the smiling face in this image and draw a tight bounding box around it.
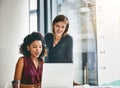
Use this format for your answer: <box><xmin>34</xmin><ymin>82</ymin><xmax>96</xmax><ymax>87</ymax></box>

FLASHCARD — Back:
<box><xmin>53</xmin><ymin>21</ymin><xmax>67</xmax><ymax>37</ymax></box>
<box><xmin>27</xmin><ymin>40</ymin><xmax>42</xmax><ymax>59</ymax></box>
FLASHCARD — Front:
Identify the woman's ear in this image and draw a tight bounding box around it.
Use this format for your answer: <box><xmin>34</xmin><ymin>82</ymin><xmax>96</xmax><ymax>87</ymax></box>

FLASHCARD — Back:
<box><xmin>27</xmin><ymin>45</ymin><xmax>29</xmax><ymax>51</ymax></box>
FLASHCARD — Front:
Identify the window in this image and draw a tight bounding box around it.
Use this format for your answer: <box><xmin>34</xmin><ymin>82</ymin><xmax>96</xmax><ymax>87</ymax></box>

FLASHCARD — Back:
<box><xmin>29</xmin><ymin>0</ymin><xmax>37</xmax><ymax>33</ymax></box>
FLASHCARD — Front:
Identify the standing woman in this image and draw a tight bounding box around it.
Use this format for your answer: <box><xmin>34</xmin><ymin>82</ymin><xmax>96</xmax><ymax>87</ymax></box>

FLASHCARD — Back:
<box><xmin>44</xmin><ymin>15</ymin><xmax>73</xmax><ymax>63</ymax></box>
<box><xmin>13</xmin><ymin>32</ymin><xmax>45</xmax><ymax>88</ymax></box>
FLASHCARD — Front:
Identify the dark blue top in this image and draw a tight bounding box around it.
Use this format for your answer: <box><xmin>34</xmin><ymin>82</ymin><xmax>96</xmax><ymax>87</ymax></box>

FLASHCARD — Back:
<box><xmin>44</xmin><ymin>33</ymin><xmax>73</xmax><ymax>63</ymax></box>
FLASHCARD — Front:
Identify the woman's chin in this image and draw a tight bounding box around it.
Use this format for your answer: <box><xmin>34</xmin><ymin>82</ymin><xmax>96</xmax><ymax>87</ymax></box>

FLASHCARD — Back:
<box><xmin>56</xmin><ymin>34</ymin><xmax>62</xmax><ymax>37</ymax></box>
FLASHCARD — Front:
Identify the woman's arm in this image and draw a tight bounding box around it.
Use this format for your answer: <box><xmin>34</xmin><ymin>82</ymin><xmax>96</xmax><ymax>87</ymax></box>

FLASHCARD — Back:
<box><xmin>66</xmin><ymin>35</ymin><xmax>73</xmax><ymax>63</ymax></box>
<box><xmin>14</xmin><ymin>57</ymin><xmax>24</xmax><ymax>80</ymax></box>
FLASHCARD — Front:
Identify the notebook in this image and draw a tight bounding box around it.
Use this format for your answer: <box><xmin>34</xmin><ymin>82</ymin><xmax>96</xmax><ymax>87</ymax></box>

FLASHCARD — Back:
<box><xmin>41</xmin><ymin>63</ymin><xmax>74</xmax><ymax>88</ymax></box>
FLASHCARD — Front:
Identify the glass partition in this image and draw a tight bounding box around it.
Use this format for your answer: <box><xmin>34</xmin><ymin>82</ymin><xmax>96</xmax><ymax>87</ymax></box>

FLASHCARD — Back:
<box><xmin>51</xmin><ymin>0</ymin><xmax>97</xmax><ymax>85</ymax></box>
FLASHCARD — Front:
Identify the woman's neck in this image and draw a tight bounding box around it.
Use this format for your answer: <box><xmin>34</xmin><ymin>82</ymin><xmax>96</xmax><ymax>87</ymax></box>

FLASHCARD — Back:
<box><xmin>53</xmin><ymin>35</ymin><xmax>62</xmax><ymax>47</ymax></box>
<box><xmin>30</xmin><ymin>56</ymin><xmax>39</xmax><ymax>69</ymax></box>
<box><xmin>54</xmin><ymin>35</ymin><xmax>62</xmax><ymax>40</ymax></box>
<box><xmin>30</xmin><ymin>56</ymin><xmax>38</xmax><ymax>61</ymax></box>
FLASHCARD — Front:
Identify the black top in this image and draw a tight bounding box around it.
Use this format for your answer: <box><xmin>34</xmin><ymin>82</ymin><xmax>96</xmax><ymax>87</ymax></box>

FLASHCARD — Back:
<box><xmin>44</xmin><ymin>33</ymin><xmax>73</xmax><ymax>63</ymax></box>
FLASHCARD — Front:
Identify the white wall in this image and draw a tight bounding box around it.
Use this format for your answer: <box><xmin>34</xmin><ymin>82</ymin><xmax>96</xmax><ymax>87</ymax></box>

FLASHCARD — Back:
<box><xmin>0</xmin><ymin>0</ymin><xmax>29</xmax><ymax>87</ymax></box>
<box><xmin>96</xmin><ymin>0</ymin><xmax>120</xmax><ymax>85</ymax></box>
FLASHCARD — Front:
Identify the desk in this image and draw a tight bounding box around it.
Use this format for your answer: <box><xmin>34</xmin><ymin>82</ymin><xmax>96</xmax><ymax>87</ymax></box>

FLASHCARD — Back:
<box><xmin>74</xmin><ymin>86</ymin><xmax>120</xmax><ymax>88</ymax></box>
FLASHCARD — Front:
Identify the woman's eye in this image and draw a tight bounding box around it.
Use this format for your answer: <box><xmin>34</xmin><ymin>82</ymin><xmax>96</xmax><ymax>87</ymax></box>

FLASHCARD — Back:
<box><xmin>62</xmin><ymin>26</ymin><xmax>65</xmax><ymax>29</ymax></box>
<box><xmin>39</xmin><ymin>46</ymin><xmax>42</xmax><ymax>48</ymax></box>
<box><xmin>56</xmin><ymin>25</ymin><xmax>59</xmax><ymax>27</ymax></box>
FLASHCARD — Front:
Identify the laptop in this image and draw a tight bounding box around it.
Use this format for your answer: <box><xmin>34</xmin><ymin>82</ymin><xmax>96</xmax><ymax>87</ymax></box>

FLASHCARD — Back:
<box><xmin>41</xmin><ymin>63</ymin><xmax>74</xmax><ymax>88</ymax></box>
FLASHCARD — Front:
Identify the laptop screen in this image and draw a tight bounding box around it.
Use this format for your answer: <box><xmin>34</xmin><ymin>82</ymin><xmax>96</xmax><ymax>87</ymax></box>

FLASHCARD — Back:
<box><xmin>41</xmin><ymin>63</ymin><xmax>74</xmax><ymax>88</ymax></box>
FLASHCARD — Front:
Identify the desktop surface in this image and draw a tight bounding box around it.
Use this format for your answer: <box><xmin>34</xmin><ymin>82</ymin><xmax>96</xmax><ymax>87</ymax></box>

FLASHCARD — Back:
<box><xmin>74</xmin><ymin>86</ymin><xmax>120</xmax><ymax>88</ymax></box>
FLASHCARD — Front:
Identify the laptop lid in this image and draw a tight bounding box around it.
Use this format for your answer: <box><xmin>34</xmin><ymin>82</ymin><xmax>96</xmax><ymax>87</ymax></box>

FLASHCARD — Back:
<box><xmin>41</xmin><ymin>63</ymin><xmax>74</xmax><ymax>88</ymax></box>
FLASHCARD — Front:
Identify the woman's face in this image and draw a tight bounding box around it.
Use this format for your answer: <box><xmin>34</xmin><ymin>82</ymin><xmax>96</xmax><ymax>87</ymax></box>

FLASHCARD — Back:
<box><xmin>53</xmin><ymin>21</ymin><xmax>66</xmax><ymax>37</ymax></box>
<box><xmin>27</xmin><ymin>40</ymin><xmax>42</xmax><ymax>58</ymax></box>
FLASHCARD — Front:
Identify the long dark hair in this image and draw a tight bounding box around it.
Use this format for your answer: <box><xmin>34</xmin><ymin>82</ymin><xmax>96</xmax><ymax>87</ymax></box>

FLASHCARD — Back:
<box><xmin>52</xmin><ymin>14</ymin><xmax>69</xmax><ymax>36</ymax></box>
<box><xmin>19</xmin><ymin>32</ymin><xmax>45</xmax><ymax>60</ymax></box>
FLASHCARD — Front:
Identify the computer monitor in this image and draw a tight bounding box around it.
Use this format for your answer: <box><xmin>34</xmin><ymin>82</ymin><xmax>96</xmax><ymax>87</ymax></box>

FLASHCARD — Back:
<box><xmin>41</xmin><ymin>63</ymin><xmax>74</xmax><ymax>88</ymax></box>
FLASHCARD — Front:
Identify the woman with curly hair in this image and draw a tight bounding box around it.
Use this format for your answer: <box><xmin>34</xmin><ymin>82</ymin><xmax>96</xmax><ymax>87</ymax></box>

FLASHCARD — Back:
<box><xmin>12</xmin><ymin>32</ymin><xmax>45</xmax><ymax>88</ymax></box>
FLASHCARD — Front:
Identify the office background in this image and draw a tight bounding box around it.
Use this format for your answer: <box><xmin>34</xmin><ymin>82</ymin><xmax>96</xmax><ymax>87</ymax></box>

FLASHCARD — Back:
<box><xmin>0</xmin><ymin>0</ymin><xmax>120</xmax><ymax>87</ymax></box>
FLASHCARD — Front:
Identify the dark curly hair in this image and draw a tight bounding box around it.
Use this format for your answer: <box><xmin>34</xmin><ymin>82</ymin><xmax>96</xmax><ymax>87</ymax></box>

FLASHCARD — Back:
<box><xmin>19</xmin><ymin>32</ymin><xmax>45</xmax><ymax>60</ymax></box>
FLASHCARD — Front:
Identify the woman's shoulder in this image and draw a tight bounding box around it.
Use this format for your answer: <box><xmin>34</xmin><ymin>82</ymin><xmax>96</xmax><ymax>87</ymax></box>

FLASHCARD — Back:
<box><xmin>18</xmin><ymin>56</ymin><xmax>28</xmax><ymax>63</ymax></box>
<box><xmin>44</xmin><ymin>33</ymin><xmax>53</xmax><ymax>41</ymax></box>
<box><xmin>45</xmin><ymin>33</ymin><xmax>53</xmax><ymax>37</ymax></box>
<box><xmin>16</xmin><ymin>57</ymin><xmax>25</xmax><ymax>67</ymax></box>
<box><xmin>18</xmin><ymin>57</ymin><xmax>24</xmax><ymax>62</ymax></box>
<box><xmin>64</xmin><ymin>34</ymin><xmax>73</xmax><ymax>40</ymax></box>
